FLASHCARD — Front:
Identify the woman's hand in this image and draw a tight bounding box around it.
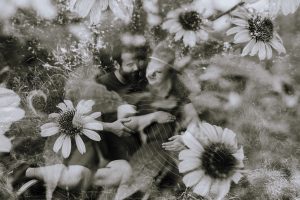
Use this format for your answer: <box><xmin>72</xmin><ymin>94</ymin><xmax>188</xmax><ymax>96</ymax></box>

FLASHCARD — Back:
<box><xmin>154</xmin><ymin>111</ymin><xmax>176</xmax><ymax>124</ymax></box>
<box><xmin>162</xmin><ymin>135</ymin><xmax>186</xmax><ymax>151</ymax></box>
<box><xmin>103</xmin><ymin>119</ymin><xmax>134</xmax><ymax>137</ymax></box>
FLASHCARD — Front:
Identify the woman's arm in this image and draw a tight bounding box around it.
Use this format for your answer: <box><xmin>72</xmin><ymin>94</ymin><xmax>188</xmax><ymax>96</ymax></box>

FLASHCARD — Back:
<box><xmin>102</xmin><ymin>119</ymin><xmax>134</xmax><ymax>137</ymax></box>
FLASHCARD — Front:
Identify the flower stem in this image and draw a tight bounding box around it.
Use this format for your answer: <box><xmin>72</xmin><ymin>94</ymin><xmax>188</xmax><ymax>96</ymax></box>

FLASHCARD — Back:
<box><xmin>209</xmin><ymin>1</ymin><xmax>246</xmax><ymax>21</ymax></box>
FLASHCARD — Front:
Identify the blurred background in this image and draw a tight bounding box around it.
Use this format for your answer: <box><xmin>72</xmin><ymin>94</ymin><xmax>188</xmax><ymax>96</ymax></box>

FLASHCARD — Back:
<box><xmin>0</xmin><ymin>0</ymin><xmax>299</xmax><ymax>199</ymax></box>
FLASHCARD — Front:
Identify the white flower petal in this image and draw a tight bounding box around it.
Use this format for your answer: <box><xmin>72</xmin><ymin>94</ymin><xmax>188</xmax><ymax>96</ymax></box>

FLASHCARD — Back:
<box><xmin>211</xmin><ymin>179</ymin><xmax>231</xmax><ymax>200</ymax></box>
<box><xmin>233</xmin><ymin>147</ymin><xmax>244</xmax><ymax>161</ymax></box>
<box><xmin>197</xmin><ymin>30</ymin><xmax>209</xmax><ymax>41</ymax></box>
<box><xmin>182</xmin><ymin>170</ymin><xmax>204</xmax><ymax>187</ymax></box>
<box><xmin>183</xmin><ymin>31</ymin><xmax>197</xmax><ymax>47</ymax></box>
<box><xmin>169</xmin><ymin>23</ymin><xmax>182</xmax><ymax>33</ymax></box>
<box><xmin>174</xmin><ymin>29</ymin><xmax>185</xmax><ymax>41</ymax></box>
<box><xmin>0</xmin><ymin>107</ymin><xmax>25</xmax><ymax>123</ymax></box>
<box><xmin>73</xmin><ymin>0</ymin><xmax>95</xmax><ymax>17</ymax></box>
<box><xmin>84</xmin><ymin>122</ymin><xmax>103</xmax><ymax>131</ymax></box>
<box><xmin>53</xmin><ymin>134</ymin><xmax>66</xmax><ymax>153</ymax></box>
<box><xmin>270</xmin><ymin>37</ymin><xmax>286</xmax><ymax>54</ymax></box>
<box><xmin>49</xmin><ymin>113</ymin><xmax>60</xmax><ymax>119</ymax></box>
<box><xmin>258</xmin><ymin>42</ymin><xmax>266</xmax><ymax>60</ymax></box>
<box><xmin>231</xmin><ymin>172</ymin><xmax>243</xmax><ymax>184</ymax></box>
<box><xmin>182</xmin><ymin>131</ymin><xmax>204</xmax><ymax>153</ymax></box>
<box><xmin>41</xmin><ymin>122</ymin><xmax>58</xmax><ymax>130</ymax></box>
<box><xmin>234</xmin><ymin>31</ymin><xmax>251</xmax><ymax>43</ymax></box>
<box><xmin>250</xmin><ymin>42</ymin><xmax>260</xmax><ymax>56</ymax></box>
<box><xmin>179</xmin><ymin>149</ymin><xmax>200</xmax><ymax>161</ymax></box>
<box><xmin>241</xmin><ymin>39</ymin><xmax>256</xmax><ymax>56</ymax></box>
<box><xmin>76</xmin><ymin>100</ymin><xmax>95</xmax><ymax>115</ymax></box>
<box><xmin>231</xmin><ymin>18</ymin><xmax>248</xmax><ymax>27</ymax></box>
<box><xmin>221</xmin><ymin>128</ymin><xmax>237</xmax><ymax>147</ymax></box>
<box><xmin>162</xmin><ymin>19</ymin><xmax>177</xmax><ymax>30</ymax></box>
<box><xmin>226</xmin><ymin>26</ymin><xmax>244</xmax><ymax>35</ymax></box>
<box><xmin>57</xmin><ymin>102</ymin><xmax>68</xmax><ymax>111</ymax></box>
<box><xmin>178</xmin><ymin>158</ymin><xmax>201</xmax><ymax>173</ymax></box>
<box><xmin>89</xmin><ymin>0</ymin><xmax>103</xmax><ymax>25</ymax></box>
<box><xmin>62</xmin><ymin>136</ymin><xmax>72</xmax><ymax>158</ymax></box>
<box><xmin>75</xmin><ymin>135</ymin><xmax>86</xmax><ymax>154</ymax></box>
<box><xmin>265</xmin><ymin>44</ymin><xmax>273</xmax><ymax>59</ymax></box>
<box><xmin>83</xmin><ymin>129</ymin><xmax>101</xmax><ymax>141</ymax></box>
<box><xmin>193</xmin><ymin>175</ymin><xmax>212</xmax><ymax>196</ymax></box>
<box><xmin>40</xmin><ymin>126</ymin><xmax>59</xmax><ymax>137</ymax></box>
<box><xmin>200</xmin><ymin>122</ymin><xmax>219</xmax><ymax>143</ymax></box>
<box><xmin>0</xmin><ymin>88</ymin><xmax>20</xmax><ymax>107</ymax></box>
<box><xmin>88</xmin><ymin>112</ymin><xmax>102</xmax><ymax>119</ymax></box>
<box><xmin>0</xmin><ymin>134</ymin><xmax>12</xmax><ymax>152</ymax></box>
<box><xmin>64</xmin><ymin>100</ymin><xmax>74</xmax><ymax>110</ymax></box>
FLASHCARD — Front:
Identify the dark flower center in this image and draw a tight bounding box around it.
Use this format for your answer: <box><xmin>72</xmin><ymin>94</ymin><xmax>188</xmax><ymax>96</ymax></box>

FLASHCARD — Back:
<box><xmin>248</xmin><ymin>17</ymin><xmax>274</xmax><ymax>42</ymax></box>
<box><xmin>179</xmin><ymin>11</ymin><xmax>202</xmax><ymax>31</ymax></box>
<box><xmin>58</xmin><ymin>110</ymin><xmax>82</xmax><ymax>136</ymax></box>
<box><xmin>201</xmin><ymin>143</ymin><xmax>237</xmax><ymax>179</ymax></box>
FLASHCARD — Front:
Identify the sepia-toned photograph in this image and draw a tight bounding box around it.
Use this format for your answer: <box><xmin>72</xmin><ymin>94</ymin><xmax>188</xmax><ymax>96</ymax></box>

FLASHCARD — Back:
<box><xmin>0</xmin><ymin>0</ymin><xmax>300</xmax><ymax>199</ymax></box>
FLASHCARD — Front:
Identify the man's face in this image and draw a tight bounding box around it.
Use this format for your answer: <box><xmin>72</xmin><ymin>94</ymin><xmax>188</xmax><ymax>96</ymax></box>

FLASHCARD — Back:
<box><xmin>120</xmin><ymin>52</ymin><xmax>139</xmax><ymax>75</ymax></box>
<box><xmin>146</xmin><ymin>59</ymin><xmax>169</xmax><ymax>86</ymax></box>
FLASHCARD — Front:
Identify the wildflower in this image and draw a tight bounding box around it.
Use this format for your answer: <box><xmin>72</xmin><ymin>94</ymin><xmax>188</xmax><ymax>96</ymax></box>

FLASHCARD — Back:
<box><xmin>162</xmin><ymin>5</ymin><xmax>211</xmax><ymax>47</ymax></box>
<box><xmin>0</xmin><ymin>87</ymin><xmax>25</xmax><ymax>152</ymax></box>
<box><xmin>179</xmin><ymin>122</ymin><xmax>244</xmax><ymax>199</ymax></box>
<box><xmin>227</xmin><ymin>10</ymin><xmax>286</xmax><ymax>60</ymax></box>
<box><xmin>69</xmin><ymin>0</ymin><xmax>134</xmax><ymax>25</ymax></box>
<box><xmin>41</xmin><ymin>100</ymin><xmax>102</xmax><ymax>158</ymax></box>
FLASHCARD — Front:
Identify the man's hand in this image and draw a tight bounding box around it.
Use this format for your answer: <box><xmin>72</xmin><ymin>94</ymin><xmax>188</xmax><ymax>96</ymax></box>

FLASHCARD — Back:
<box><xmin>109</xmin><ymin>118</ymin><xmax>134</xmax><ymax>137</ymax></box>
<box><xmin>162</xmin><ymin>135</ymin><xmax>186</xmax><ymax>151</ymax></box>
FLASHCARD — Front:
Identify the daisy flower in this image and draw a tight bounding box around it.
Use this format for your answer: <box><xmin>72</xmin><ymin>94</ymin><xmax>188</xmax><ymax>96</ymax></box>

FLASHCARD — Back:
<box><xmin>40</xmin><ymin>99</ymin><xmax>102</xmax><ymax>158</ymax></box>
<box><xmin>162</xmin><ymin>5</ymin><xmax>211</xmax><ymax>47</ymax></box>
<box><xmin>69</xmin><ymin>0</ymin><xmax>134</xmax><ymax>25</ymax></box>
<box><xmin>227</xmin><ymin>10</ymin><xmax>286</xmax><ymax>60</ymax></box>
<box><xmin>178</xmin><ymin>122</ymin><xmax>244</xmax><ymax>199</ymax></box>
<box><xmin>0</xmin><ymin>87</ymin><xmax>25</xmax><ymax>152</ymax></box>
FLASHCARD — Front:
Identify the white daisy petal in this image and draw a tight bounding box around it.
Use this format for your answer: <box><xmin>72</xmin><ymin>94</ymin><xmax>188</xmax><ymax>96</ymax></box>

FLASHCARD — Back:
<box><xmin>232</xmin><ymin>172</ymin><xmax>243</xmax><ymax>184</ymax></box>
<box><xmin>221</xmin><ymin>128</ymin><xmax>237</xmax><ymax>147</ymax></box>
<box><xmin>53</xmin><ymin>134</ymin><xmax>66</xmax><ymax>153</ymax></box>
<box><xmin>62</xmin><ymin>136</ymin><xmax>72</xmax><ymax>158</ymax></box>
<box><xmin>174</xmin><ymin>29</ymin><xmax>184</xmax><ymax>41</ymax></box>
<box><xmin>0</xmin><ymin>134</ymin><xmax>12</xmax><ymax>152</ymax></box>
<box><xmin>233</xmin><ymin>147</ymin><xmax>244</xmax><ymax>161</ymax></box>
<box><xmin>241</xmin><ymin>39</ymin><xmax>256</xmax><ymax>56</ymax></box>
<box><xmin>169</xmin><ymin>23</ymin><xmax>182</xmax><ymax>33</ymax></box>
<box><xmin>64</xmin><ymin>100</ymin><xmax>74</xmax><ymax>110</ymax></box>
<box><xmin>270</xmin><ymin>38</ymin><xmax>286</xmax><ymax>54</ymax></box>
<box><xmin>75</xmin><ymin>135</ymin><xmax>86</xmax><ymax>154</ymax></box>
<box><xmin>265</xmin><ymin>44</ymin><xmax>273</xmax><ymax>59</ymax></box>
<box><xmin>162</xmin><ymin>19</ymin><xmax>177</xmax><ymax>30</ymax></box>
<box><xmin>0</xmin><ymin>107</ymin><xmax>25</xmax><ymax>123</ymax></box>
<box><xmin>250</xmin><ymin>42</ymin><xmax>260</xmax><ymax>56</ymax></box>
<box><xmin>234</xmin><ymin>31</ymin><xmax>251</xmax><ymax>43</ymax></box>
<box><xmin>73</xmin><ymin>0</ymin><xmax>95</xmax><ymax>17</ymax></box>
<box><xmin>181</xmin><ymin>131</ymin><xmax>204</xmax><ymax>153</ymax></box>
<box><xmin>89</xmin><ymin>0</ymin><xmax>103</xmax><ymax>25</ymax></box>
<box><xmin>0</xmin><ymin>88</ymin><xmax>20</xmax><ymax>107</ymax></box>
<box><xmin>226</xmin><ymin>26</ymin><xmax>244</xmax><ymax>35</ymax></box>
<box><xmin>83</xmin><ymin>129</ymin><xmax>101</xmax><ymax>141</ymax></box>
<box><xmin>179</xmin><ymin>149</ymin><xmax>200</xmax><ymax>161</ymax></box>
<box><xmin>57</xmin><ymin>102</ymin><xmax>68</xmax><ymax>111</ymax></box>
<box><xmin>214</xmin><ymin>179</ymin><xmax>231</xmax><ymax>200</ymax></box>
<box><xmin>41</xmin><ymin>122</ymin><xmax>58</xmax><ymax>130</ymax></box>
<box><xmin>178</xmin><ymin>158</ymin><xmax>201</xmax><ymax>173</ymax></box>
<box><xmin>182</xmin><ymin>170</ymin><xmax>204</xmax><ymax>187</ymax></box>
<box><xmin>40</xmin><ymin>127</ymin><xmax>59</xmax><ymax>137</ymax></box>
<box><xmin>197</xmin><ymin>30</ymin><xmax>209</xmax><ymax>41</ymax></box>
<box><xmin>84</xmin><ymin>122</ymin><xmax>103</xmax><ymax>131</ymax></box>
<box><xmin>76</xmin><ymin>100</ymin><xmax>95</xmax><ymax>115</ymax></box>
<box><xmin>231</xmin><ymin>18</ymin><xmax>248</xmax><ymax>27</ymax></box>
<box><xmin>258</xmin><ymin>42</ymin><xmax>266</xmax><ymax>60</ymax></box>
<box><xmin>193</xmin><ymin>175</ymin><xmax>212</xmax><ymax>196</ymax></box>
<box><xmin>88</xmin><ymin>112</ymin><xmax>102</xmax><ymax>119</ymax></box>
<box><xmin>49</xmin><ymin>113</ymin><xmax>60</xmax><ymax>119</ymax></box>
<box><xmin>200</xmin><ymin>122</ymin><xmax>219</xmax><ymax>142</ymax></box>
<box><xmin>183</xmin><ymin>31</ymin><xmax>196</xmax><ymax>47</ymax></box>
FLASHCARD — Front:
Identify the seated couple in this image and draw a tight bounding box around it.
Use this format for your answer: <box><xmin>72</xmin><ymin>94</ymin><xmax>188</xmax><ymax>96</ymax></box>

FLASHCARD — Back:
<box><xmin>12</xmin><ymin>42</ymin><xmax>199</xmax><ymax>197</ymax></box>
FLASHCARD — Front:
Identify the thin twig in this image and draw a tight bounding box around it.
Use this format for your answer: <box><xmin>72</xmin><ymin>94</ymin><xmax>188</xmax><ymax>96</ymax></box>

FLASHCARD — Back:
<box><xmin>209</xmin><ymin>2</ymin><xmax>246</xmax><ymax>21</ymax></box>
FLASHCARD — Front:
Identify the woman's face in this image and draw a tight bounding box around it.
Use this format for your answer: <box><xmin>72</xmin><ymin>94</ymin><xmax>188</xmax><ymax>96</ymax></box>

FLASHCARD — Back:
<box><xmin>146</xmin><ymin>59</ymin><xmax>169</xmax><ymax>86</ymax></box>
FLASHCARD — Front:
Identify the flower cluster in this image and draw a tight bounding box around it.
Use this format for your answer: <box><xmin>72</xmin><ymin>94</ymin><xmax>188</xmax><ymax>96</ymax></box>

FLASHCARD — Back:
<box><xmin>41</xmin><ymin>99</ymin><xmax>102</xmax><ymax>158</ymax></box>
<box><xmin>179</xmin><ymin>122</ymin><xmax>244</xmax><ymax>199</ymax></box>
